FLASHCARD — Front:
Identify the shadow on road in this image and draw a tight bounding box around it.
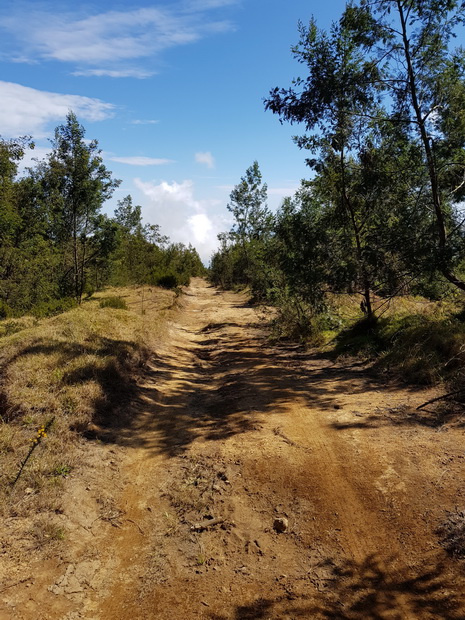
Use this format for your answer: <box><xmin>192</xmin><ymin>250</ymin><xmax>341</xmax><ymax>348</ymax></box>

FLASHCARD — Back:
<box><xmin>86</xmin><ymin>315</ymin><xmax>434</xmax><ymax>457</ymax></box>
<box><xmin>209</xmin><ymin>553</ymin><xmax>465</xmax><ymax>620</ymax></box>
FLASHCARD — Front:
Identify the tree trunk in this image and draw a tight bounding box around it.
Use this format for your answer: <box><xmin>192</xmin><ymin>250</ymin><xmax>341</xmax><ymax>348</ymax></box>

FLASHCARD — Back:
<box><xmin>397</xmin><ymin>0</ymin><xmax>465</xmax><ymax>293</ymax></box>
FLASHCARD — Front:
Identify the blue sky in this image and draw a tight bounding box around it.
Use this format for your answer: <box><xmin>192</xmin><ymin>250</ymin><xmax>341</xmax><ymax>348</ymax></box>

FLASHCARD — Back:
<box><xmin>0</xmin><ymin>0</ymin><xmax>348</xmax><ymax>262</ymax></box>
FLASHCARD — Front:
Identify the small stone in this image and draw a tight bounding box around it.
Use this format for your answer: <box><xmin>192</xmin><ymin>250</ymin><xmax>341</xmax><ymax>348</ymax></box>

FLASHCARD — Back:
<box><xmin>273</xmin><ymin>517</ymin><xmax>289</xmax><ymax>533</ymax></box>
<box><xmin>25</xmin><ymin>487</ymin><xmax>34</xmax><ymax>495</ymax></box>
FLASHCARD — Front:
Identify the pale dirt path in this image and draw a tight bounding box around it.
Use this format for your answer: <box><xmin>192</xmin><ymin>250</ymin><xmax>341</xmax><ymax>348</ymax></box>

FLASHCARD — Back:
<box><xmin>3</xmin><ymin>279</ymin><xmax>465</xmax><ymax>619</ymax></box>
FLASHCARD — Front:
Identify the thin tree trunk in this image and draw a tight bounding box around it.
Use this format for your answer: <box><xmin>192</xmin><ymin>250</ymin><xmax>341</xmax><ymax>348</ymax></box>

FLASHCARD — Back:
<box><xmin>340</xmin><ymin>149</ymin><xmax>373</xmax><ymax>318</ymax></box>
<box><xmin>397</xmin><ymin>0</ymin><xmax>465</xmax><ymax>292</ymax></box>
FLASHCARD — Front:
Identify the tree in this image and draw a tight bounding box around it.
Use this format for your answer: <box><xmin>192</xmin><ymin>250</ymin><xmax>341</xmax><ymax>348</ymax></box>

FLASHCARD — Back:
<box><xmin>265</xmin><ymin>0</ymin><xmax>465</xmax><ymax>299</ymax></box>
<box><xmin>0</xmin><ymin>136</ymin><xmax>34</xmax><ymax>243</ymax></box>
<box><xmin>227</xmin><ymin>161</ymin><xmax>270</xmax><ymax>245</ymax></box>
<box><xmin>264</xmin><ymin>11</ymin><xmax>387</xmax><ymax>316</ymax></box>
<box><xmin>114</xmin><ymin>194</ymin><xmax>142</xmax><ymax>233</ymax></box>
<box><xmin>45</xmin><ymin>112</ymin><xmax>120</xmax><ymax>302</ymax></box>
<box><xmin>223</xmin><ymin>161</ymin><xmax>272</xmax><ymax>293</ymax></box>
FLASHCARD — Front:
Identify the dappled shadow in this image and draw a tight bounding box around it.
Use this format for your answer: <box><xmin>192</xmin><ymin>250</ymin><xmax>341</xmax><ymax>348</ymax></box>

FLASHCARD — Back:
<box><xmin>1</xmin><ymin>295</ymin><xmax>441</xmax><ymax>454</ymax></box>
<box><xmin>84</xmin><ymin>310</ymin><xmax>430</xmax><ymax>456</ymax></box>
<box><xmin>209</xmin><ymin>553</ymin><xmax>465</xmax><ymax>619</ymax></box>
<box><xmin>1</xmin><ymin>336</ymin><xmax>148</xmax><ymax>430</ymax></box>
<box><xmin>331</xmin><ymin>402</ymin><xmax>465</xmax><ymax>431</ymax></box>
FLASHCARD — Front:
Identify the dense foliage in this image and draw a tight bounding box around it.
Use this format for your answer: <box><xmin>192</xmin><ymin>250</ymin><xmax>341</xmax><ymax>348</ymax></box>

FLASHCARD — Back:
<box><xmin>211</xmin><ymin>0</ymin><xmax>465</xmax><ymax>339</ymax></box>
<box><xmin>0</xmin><ymin>113</ymin><xmax>204</xmax><ymax>317</ymax></box>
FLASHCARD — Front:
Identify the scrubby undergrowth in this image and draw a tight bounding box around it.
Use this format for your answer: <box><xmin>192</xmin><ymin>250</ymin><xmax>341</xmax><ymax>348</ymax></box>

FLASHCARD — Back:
<box><xmin>268</xmin><ymin>290</ymin><xmax>465</xmax><ymax>406</ymax></box>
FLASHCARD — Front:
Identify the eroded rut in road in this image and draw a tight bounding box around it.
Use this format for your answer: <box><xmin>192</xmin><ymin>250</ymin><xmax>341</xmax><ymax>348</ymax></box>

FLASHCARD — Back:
<box><xmin>4</xmin><ymin>279</ymin><xmax>465</xmax><ymax>619</ymax></box>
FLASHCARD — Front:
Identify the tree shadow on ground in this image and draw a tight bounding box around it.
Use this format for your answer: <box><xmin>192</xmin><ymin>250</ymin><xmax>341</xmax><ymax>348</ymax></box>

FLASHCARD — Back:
<box><xmin>330</xmin><ymin>402</ymin><xmax>465</xmax><ymax>431</ymax></box>
<box><xmin>209</xmin><ymin>553</ymin><xmax>465</xmax><ymax>620</ymax></box>
<box><xmin>0</xmin><ymin>336</ymin><xmax>148</xmax><ymax>429</ymax></box>
<box><xmin>84</xmin><ymin>317</ymin><xmax>431</xmax><ymax>457</ymax></box>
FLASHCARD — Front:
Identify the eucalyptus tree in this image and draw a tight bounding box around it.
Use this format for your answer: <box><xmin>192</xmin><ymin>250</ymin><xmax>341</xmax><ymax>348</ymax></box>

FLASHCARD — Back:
<box><xmin>266</xmin><ymin>0</ymin><xmax>465</xmax><ymax>303</ymax></box>
<box><xmin>224</xmin><ymin>161</ymin><xmax>273</xmax><ymax>295</ymax></box>
<box><xmin>265</xmin><ymin>10</ymin><xmax>387</xmax><ymax>316</ymax></box>
<box><xmin>227</xmin><ymin>161</ymin><xmax>270</xmax><ymax>245</ymax></box>
<box><xmin>44</xmin><ymin>112</ymin><xmax>120</xmax><ymax>302</ymax></box>
<box><xmin>0</xmin><ymin>136</ymin><xmax>34</xmax><ymax>242</ymax></box>
<box><xmin>373</xmin><ymin>0</ymin><xmax>465</xmax><ymax>290</ymax></box>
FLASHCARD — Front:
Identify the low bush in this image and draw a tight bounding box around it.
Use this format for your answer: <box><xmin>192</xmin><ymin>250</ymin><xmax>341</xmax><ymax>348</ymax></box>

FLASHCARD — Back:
<box><xmin>31</xmin><ymin>297</ymin><xmax>77</xmax><ymax>318</ymax></box>
<box><xmin>334</xmin><ymin>309</ymin><xmax>465</xmax><ymax>385</ymax></box>
<box><xmin>99</xmin><ymin>296</ymin><xmax>128</xmax><ymax>310</ymax></box>
<box><xmin>0</xmin><ymin>300</ymin><xmax>14</xmax><ymax>320</ymax></box>
<box><xmin>268</xmin><ymin>290</ymin><xmax>325</xmax><ymax>345</ymax></box>
<box><xmin>152</xmin><ymin>270</ymin><xmax>189</xmax><ymax>289</ymax></box>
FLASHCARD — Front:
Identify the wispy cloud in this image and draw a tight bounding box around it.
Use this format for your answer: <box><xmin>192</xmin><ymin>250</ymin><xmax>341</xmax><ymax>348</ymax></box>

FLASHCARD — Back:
<box><xmin>0</xmin><ymin>81</ymin><xmax>115</xmax><ymax>138</ymax></box>
<box><xmin>0</xmin><ymin>2</ymin><xmax>238</xmax><ymax>78</ymax></box>
<box><xmin>109</xmin><ymin>156</ymin><xmax>174</xmax><ymax>166</ymax></box>
<box><xmin>195</xmin><ymin>151</ymin><xmax>215</xmax><ymax>169</ymax></box>
<box><xmin>182</xmin><ymin>0</ymin><xmax>240</xmax><ymax>10</ymax></box>
<box><xmin>130</xmin><ymin>119</ymin><xmax>160</xmax><ymax>125</ymax></box>
<box><xmin>73</xmin><ymin>68</ymin><xmax>155</xmax><ymax>79</ymax></box>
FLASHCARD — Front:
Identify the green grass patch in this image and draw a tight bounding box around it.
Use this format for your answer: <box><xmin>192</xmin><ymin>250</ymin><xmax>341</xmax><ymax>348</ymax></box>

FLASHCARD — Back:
<box><xmin>99</xmin><ymin>296</ymin><xmax>128</xmax><ymax>310</ymax></box>
<box><xmin>334</xmin><ymin>311</ymin><xmax>465</xmax><ymax>385</ymax></box>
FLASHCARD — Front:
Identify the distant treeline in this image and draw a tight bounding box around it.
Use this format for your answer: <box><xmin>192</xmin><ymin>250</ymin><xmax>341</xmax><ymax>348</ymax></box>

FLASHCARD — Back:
<box><xmin>210</xmin><ymin>1</ymin><xmax>465</xmax><ymax>339</ymax></box>
<box><xmin>0</xmin><ymin>112</ymin><xmax>204</xmax><ymax>318</ymax></box>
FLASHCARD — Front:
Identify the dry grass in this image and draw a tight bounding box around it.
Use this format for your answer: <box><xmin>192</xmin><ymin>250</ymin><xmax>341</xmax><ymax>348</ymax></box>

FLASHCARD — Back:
<box><xmin>327</xmin><ymin>292</ymin><xmax>456</xmax><ymax>326</ymax></box>
<box><xmin>0</xmin><ymin>285</ymin><xmax>178</xmax><ymax>521</ymax></box>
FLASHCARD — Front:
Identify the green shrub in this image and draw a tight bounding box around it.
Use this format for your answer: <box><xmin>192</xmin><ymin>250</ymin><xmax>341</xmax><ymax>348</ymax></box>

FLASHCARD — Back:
<box><xmin>335</xmin><ymin>312</ymin><xmax>465</xmax><ymax>385</ymax></box>
<box><xmin>99</xmin><ymin>296</ymin><xmax>128</xmax><ymax>310</ymax></box>
<box><xmin>269</xmin><ymin>290</ymin><xmax>324</xmax><ymax>345</ymax></box>
<box><xmin>31</xmin><ymin>297</ymin><xmax>77</xmax><ymax>318</ymax></box>
<box><xmin>152</xmin><ymin>270</ymin><xmax>190</xmax><ymax>289</ymax></box>
<box><xmin>0</xmin><ymin>300</ymin><xmax>14</xmax><ymax>320</ymax></box>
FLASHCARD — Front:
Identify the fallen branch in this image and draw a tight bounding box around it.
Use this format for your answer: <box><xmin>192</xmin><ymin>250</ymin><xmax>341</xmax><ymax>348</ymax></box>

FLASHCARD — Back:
<box><xmin>416</xmin><ymin>389</ymin><xmax>465</xmax><ymax>410</ymax></box>
<box><xmin>191</xmin><ymin>517</ymin><xmax>224</xmax><ymax>532</ymax></box>
<box><xmin>0</xmin><ymin>576</ymin><xmax>33</xmax><ymax>594</ymax></box>
<box><xmin>126</xmin><ymin>518</ymin><xmax>145</xmax><ymax>535</ymax></box>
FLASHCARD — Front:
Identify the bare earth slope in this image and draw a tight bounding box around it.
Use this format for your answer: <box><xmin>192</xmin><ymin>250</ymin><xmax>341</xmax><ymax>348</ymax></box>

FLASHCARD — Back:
<box><xmin>3</xmin><ymin>278</ymin><xmax>465</xmax><ymax>619</ymax></box>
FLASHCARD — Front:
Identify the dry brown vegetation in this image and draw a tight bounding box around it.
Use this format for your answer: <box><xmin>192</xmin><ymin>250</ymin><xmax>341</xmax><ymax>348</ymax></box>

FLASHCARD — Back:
<box><xmin>0</xmin><ymin>285</ymin><xmax>177</xmax><ymax>525</ymax></box>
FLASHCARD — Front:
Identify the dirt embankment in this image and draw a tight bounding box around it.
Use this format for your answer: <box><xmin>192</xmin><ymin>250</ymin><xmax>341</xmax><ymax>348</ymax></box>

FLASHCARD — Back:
<box><xmin>2</xmin><ymin>278</ymin><xmax>465</xmax><ymax>619</ymax></box>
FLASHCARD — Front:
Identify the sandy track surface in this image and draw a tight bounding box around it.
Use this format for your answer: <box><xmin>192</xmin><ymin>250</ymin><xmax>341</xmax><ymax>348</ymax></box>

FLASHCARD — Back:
<box><xmin>3</xmin><ymin>279</ymin><xmax>465</xmax><ymax>619</ymax></box>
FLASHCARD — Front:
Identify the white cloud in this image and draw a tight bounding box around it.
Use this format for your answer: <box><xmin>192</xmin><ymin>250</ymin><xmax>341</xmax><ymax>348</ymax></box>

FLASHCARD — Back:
<box><xmin>195</xmin><ymin>151</ymin><xmax>215</xmax><ymax>169</ymax></box>
<box><xmin>188</xmin><ymin>213</ymin><xmax>214</xmax><ymax>244</ymax></box>
<box><xmin>0</xmin><ymin>81</ymin><xmax>115</xmax><ymax>138</ymax></box>
<box><xmin>183</xmin><ymin>0</ymin><xmax>239</xmax><ymax>9</ymax></box>
<box><xmin>135</xmin><ymin>178</ymin><xmax>223</xmax><ymax>263</ymax></box>
<box><xmin>109</xmin><ymin>156</ymin><xmax>174</xmax><ymax>166</ymax></box>
<box><xmin>1</xmin><ymin>4</ymin><xmax>236</xmax><ymax>77</ymax></box>
<box><xmin>130</xmin><ymin>119</ymin><xmax>160</xmax><ymax>125</ymax></box>
<box><xmin>73</xmin><ymin>68</ymin><xmax>155</xmax><ymax>79</ymax></box>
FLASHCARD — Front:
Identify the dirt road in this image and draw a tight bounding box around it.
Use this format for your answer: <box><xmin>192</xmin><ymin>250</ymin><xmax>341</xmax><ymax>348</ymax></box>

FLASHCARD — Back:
<box><xmin>3</xmin><ymin>279</ymin><xmax>465</xmax><ymax>619</ymax></box>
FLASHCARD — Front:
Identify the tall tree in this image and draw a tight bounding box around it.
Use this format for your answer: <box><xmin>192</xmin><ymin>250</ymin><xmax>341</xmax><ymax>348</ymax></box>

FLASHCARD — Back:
<box><xmin>45</xmin><ymin>112</ymin><xmax>120</xmax><ymax>302</ymax></box>
<box><xmin>266</xmin><ymin>0</ymin><xmax>465</xmax><ymax>298</ymax></box>
<box><xmin>227</xmin><ymin>161</ymin><xmax>270</xmax><ymax>245</ymax></box>
<box><xmin>265</xmin><ymin>11</ymin><xmax>385</xmax><ymax>315</ymax></box>
<box><xmin>0</xmin><ymin>136</ymin><xmax>34</xmax><ymax>242</ymax></box>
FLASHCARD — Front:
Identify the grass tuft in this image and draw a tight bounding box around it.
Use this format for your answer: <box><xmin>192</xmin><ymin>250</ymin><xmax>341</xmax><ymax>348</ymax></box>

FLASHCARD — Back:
<box><xmin>99</xmin><ymin>296</ymin><xmax>128</xmax><ymax>310</ymax></box>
